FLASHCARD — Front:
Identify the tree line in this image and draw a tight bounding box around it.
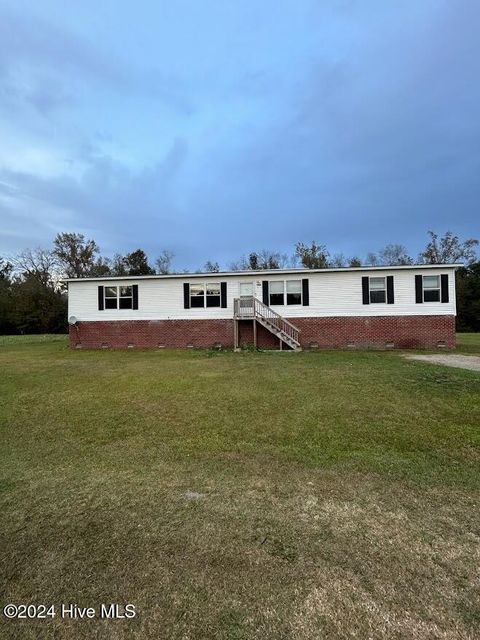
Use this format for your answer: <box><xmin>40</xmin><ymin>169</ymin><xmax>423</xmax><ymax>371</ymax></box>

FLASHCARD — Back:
<box><xmin>0</xmin><ymin>230</ymin><xmax>478</xmax><ymax>334</ymax></box>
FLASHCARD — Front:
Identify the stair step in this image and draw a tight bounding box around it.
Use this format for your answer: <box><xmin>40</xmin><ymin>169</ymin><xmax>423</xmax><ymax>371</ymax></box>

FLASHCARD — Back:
<box><xmin>234</xmin><ymin>298</ymin><xmax>301</xmax><ymax>350</ymax></box>
<box><xmin>256</xmin><ymin>319</ymin><xmax>300</xmax><ymax>348</ymax></box>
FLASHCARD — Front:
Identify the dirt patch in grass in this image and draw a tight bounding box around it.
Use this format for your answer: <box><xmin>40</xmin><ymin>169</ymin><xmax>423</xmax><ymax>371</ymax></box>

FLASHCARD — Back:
<box><xmin>405</xmin><ymin>354</ymin><xmax>480</xmax><ymax>372</ymax></box>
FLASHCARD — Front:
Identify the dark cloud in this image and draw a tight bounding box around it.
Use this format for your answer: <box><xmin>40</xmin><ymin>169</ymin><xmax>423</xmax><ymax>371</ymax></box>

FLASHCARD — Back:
<box><xmin>0</xmin><ymin>1</ymin><xmax>479</xmax><ymax>269</ymax></box>
<box><xmin>0</xmin><ymin>137</ymin><xmax>189</xmax><ymax>258</ymax></box>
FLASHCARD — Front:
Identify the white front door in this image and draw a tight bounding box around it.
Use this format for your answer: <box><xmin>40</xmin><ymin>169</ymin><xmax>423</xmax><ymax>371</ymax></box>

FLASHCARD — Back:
<box><xmin>239</xmin><ymin>282</ymin><xmax>254</xmax><ymax>315</ymax></box>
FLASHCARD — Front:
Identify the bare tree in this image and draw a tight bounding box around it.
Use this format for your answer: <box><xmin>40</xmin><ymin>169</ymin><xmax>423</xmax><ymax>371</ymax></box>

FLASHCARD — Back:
<box><xmin>379</xmin><ymin>244</ymin><xmax>413</xmax><ymax>265</ymax></box>
<box><xmin>367</xmin><ymin>244</ymin><xmax>413</xmax><ymax>266</ymax></box>
<box><xmin>12</xmin><ymin>248</ymin><xmax>58</xmax><ymax>287</ymax></box>
<box><xmin>110</xmin><ymin>253</ymin><xmax>128</xmax><ymax>276</ymax></box>
<box><xmin>204</xmin><ymin>261</ymin><xmax>220</xmax><ymax>272</ymax></box>
<box><xmin>155</xmin><ymin>250</ymin><xmax>174</xmax><ymax>274</ymax></box>
<box><xmin>418</xmin><ymin>231</ymin><xmax>478</xmax><ymax>265</ymax></box>
<box><xmin>257</xmin><ymin>249</ymin><xmax>289</xmax><ymax>269</ymax></box>
<box><xmin>230</xmin><ymin>250</ymin><xmax>289</xmax><ymax>271</ymax></box>
<box><xmin>329</xmin><ymin>253</ymin><xmax>347</xmax><ymax>268</ymax></box>
<box><xmin>366</xmin><ymin>252</ymin><xmax>379</xmax><ymax>266</ymax></box>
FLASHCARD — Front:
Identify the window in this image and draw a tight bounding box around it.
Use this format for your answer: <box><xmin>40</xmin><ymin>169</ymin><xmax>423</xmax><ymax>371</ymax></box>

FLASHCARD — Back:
<box><xmin>269</xmin><ymin>280</ymin><xmax>302</xmax><ymax>306</ymax></box>
<box><xmin>104</xmin><ymin>286</ymin><xmax>133</xmax><ymax>309</ymax></box>
<box><xmin>104</xmin><ymin>286</ymin><xmax>118</xmax><ymax>309</ymax></box>
<box><xmin>190</xmin><ymin>282</ymin><xmax>221</xmax><ymax>308</ymax></box>
<box><xmin>423</xmin><ymin>275</ymin><xmax>440</xmax><ymax>302</ymax></box>
<box><xmin>369</xmin><ymin>277</ymin><xmax>386</xmax><ymax>303</ymax></box>
<box><xmin>119</xmin><ymin>286</ymin><xmax>133</xmax><ymax>309</ymax></box>
<box><xmin>190</xmin><ymin>283</ymin><xmax>205</xmax><ymax>308</ymax></box>
<box><xmin>206</xmin><ymin>282</ymin><xmax>220</xmax><ymax>307</ymax></box>
<box><xmin>286</xmin><ymin>280</ymin><xmax>302</xmax><ymax>305</ymax></box>
<box><xmin>269</xmin><ymin>281</ymin><xmax>284</xmax><ymax>305</ymax></box>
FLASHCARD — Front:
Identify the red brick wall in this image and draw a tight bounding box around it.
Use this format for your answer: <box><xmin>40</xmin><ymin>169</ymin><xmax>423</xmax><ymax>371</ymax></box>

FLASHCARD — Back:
<box><xmin>293</xmin><ymin>315</ymin><xmax>456</xmax><ymax>349</ymax></box>
<box><xmin>70</xmin><ymin>319</ymin><xmax>234</xmax><ymax>349</ymax></box>
<box><xmin>70</xmin><ymin>315</ymin><xmax>456</xmax><ymax>349</ymax></box>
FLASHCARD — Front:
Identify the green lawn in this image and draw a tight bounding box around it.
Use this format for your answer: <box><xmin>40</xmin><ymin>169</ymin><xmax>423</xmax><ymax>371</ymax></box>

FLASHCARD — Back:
<box><xmin>456</xmin><ymin>332</ymin><xmax>480</xmax><ymax>354</ymax></box>
<box><xmin>1</xmin><ymin>335</ymin><xmax>479</xmax><ymax>639</ymax></box>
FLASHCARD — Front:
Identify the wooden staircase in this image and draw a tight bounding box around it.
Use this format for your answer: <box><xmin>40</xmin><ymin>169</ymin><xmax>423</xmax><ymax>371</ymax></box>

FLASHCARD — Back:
<box><xmin>233</xmin><ymin>297</ymin><xmax>301</xmax><ymax>351</ymax></box>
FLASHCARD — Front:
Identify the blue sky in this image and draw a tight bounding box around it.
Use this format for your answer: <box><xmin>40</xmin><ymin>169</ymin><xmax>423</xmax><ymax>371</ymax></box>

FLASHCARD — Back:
<box><xmin>0</xmin><ymin>0</ymin><xmax>479</xmax><ymax>269</ymax></box>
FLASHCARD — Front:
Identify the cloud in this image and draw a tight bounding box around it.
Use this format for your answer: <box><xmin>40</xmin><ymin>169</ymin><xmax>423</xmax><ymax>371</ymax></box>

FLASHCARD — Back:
<box><xmin>0</xmin><ymin>137</ymin><xmax>189</xmax><ymax>256</ymax></box>
<box><xmin>185</xmin><ymin>0</ymin><xmax>480</xmax><ymax>259</ymax></box>
<box><xmin>0</xmin><ymin>5</ymin><xmax>194</xmax><ymax>121</ymax></box>
<box><xmin>0</xmin><ymin>8</ymin><xmax>126</xmax><ymax>87</ymax></box>
<box><xmin>0</xmin><ymin>0</ymin><xmax>479</xmax><ymax>268</ymax></box>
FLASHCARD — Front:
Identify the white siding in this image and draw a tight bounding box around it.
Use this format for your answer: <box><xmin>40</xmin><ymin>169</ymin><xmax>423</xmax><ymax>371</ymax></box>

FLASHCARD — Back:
<box><xmin>68</xmin><ymin>267</ymin><xmax>457</xmax><ymax>321</ymax></box>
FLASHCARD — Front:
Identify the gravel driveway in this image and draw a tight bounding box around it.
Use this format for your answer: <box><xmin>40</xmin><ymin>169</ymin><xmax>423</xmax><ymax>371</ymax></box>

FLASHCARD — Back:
<box><xmin>405</xmin><ymin>354</ymin><xmax>480</xmax><ymax>372</ymax></box>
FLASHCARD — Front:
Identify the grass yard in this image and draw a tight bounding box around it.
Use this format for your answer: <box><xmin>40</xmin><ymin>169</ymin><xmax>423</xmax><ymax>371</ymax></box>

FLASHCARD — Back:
<box><xmin>1</xmin><ymin>335</ymin><xmax>479</xmax><ymax>639</ymax></box>
<box><xmin>456</xmin><ymin>333</ymin><xmax>480</xmax><ymax>354</ymax></box>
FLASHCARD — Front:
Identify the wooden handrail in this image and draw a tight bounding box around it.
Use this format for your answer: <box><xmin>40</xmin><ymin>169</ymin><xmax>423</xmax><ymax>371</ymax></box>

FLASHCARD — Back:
<box><xmin>234</xmin><ymin>297</ymin><xmax>301</xmax><ymax>346</ymax></box>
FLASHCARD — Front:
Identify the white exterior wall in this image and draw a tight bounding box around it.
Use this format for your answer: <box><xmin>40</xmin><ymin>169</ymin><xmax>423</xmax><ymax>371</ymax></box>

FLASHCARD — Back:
<box><xmin>67</xmin><ymin>267</ymin><xmax>457</xmax><ymax>321</ymax></box>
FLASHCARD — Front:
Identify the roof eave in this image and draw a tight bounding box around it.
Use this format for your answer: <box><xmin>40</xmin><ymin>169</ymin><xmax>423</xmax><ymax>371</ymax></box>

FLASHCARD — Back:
<box><xmin>62</xmin><ymin>263</ymin><xmax>464</xmax><ymax>283</ymax></box>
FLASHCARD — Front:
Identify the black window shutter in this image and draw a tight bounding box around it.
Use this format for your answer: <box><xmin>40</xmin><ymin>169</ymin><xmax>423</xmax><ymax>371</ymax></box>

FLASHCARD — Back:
<box><xmin>98</xmin><ymin>285</ymin><xmax>104</xmax><ymax>310</ymax></box>
<box><xmin>386</xmin><ymin>276</ymin><xmax>394</xmax><ymax>304</ymax></box>
<box><xmin>415</xmin><ymin>275</ymin><xmax>423</xmax><ymax>303</ymax></box>
<box><xmin>441</xmin><ymin>274</ymin><xmax>449</xmax><ymax>303</ymax></box>
<box><xmin>262</xmin><ymin>281</ymin><xmax>269</xmax><ymax>305</ymax></box>
<box><xmin>220</xmin><ymin>282</ymin><xmax>227</xmax><ymax>308</ymax></box>
<box><xmin>132</xmin><ymin>284</ymin><xmax>139</xmax><ymax>309</ymax></box>
<box><xmin>362</xmin><ymin>277</ymin><xmax>370</xmax><ymax>305</ymax></box>
<box><xmin>183</xmin><ymin>283</ymin><xmax>190</xmax><ymax>309</ymax></box>
<box><xmin>302</xmin><ymin>278</ymin><xmax>309</xmax><ymax>306</ymax></box>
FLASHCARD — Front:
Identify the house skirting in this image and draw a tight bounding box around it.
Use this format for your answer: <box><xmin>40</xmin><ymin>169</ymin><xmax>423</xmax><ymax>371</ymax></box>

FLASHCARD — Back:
<box><xmin>69</xmin><ymin>316</ymin><xmax>456</xmax><ymax>350</ymax></box>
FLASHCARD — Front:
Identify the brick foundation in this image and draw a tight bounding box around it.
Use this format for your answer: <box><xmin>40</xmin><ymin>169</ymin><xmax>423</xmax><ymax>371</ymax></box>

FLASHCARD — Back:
<box><xmin>292</xmin><ymin>315</ymin><xmax>456</xmax><ymax>349</ymax></box>
<box><xmin>70</xmin><ymin>315</ymin><xmax>456</xmax><ymax>350</ymax></box>
<box><xmin>69</xmin><ymin>319</ymin><xmax>233</xmax><ymax>349</ymax></box>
